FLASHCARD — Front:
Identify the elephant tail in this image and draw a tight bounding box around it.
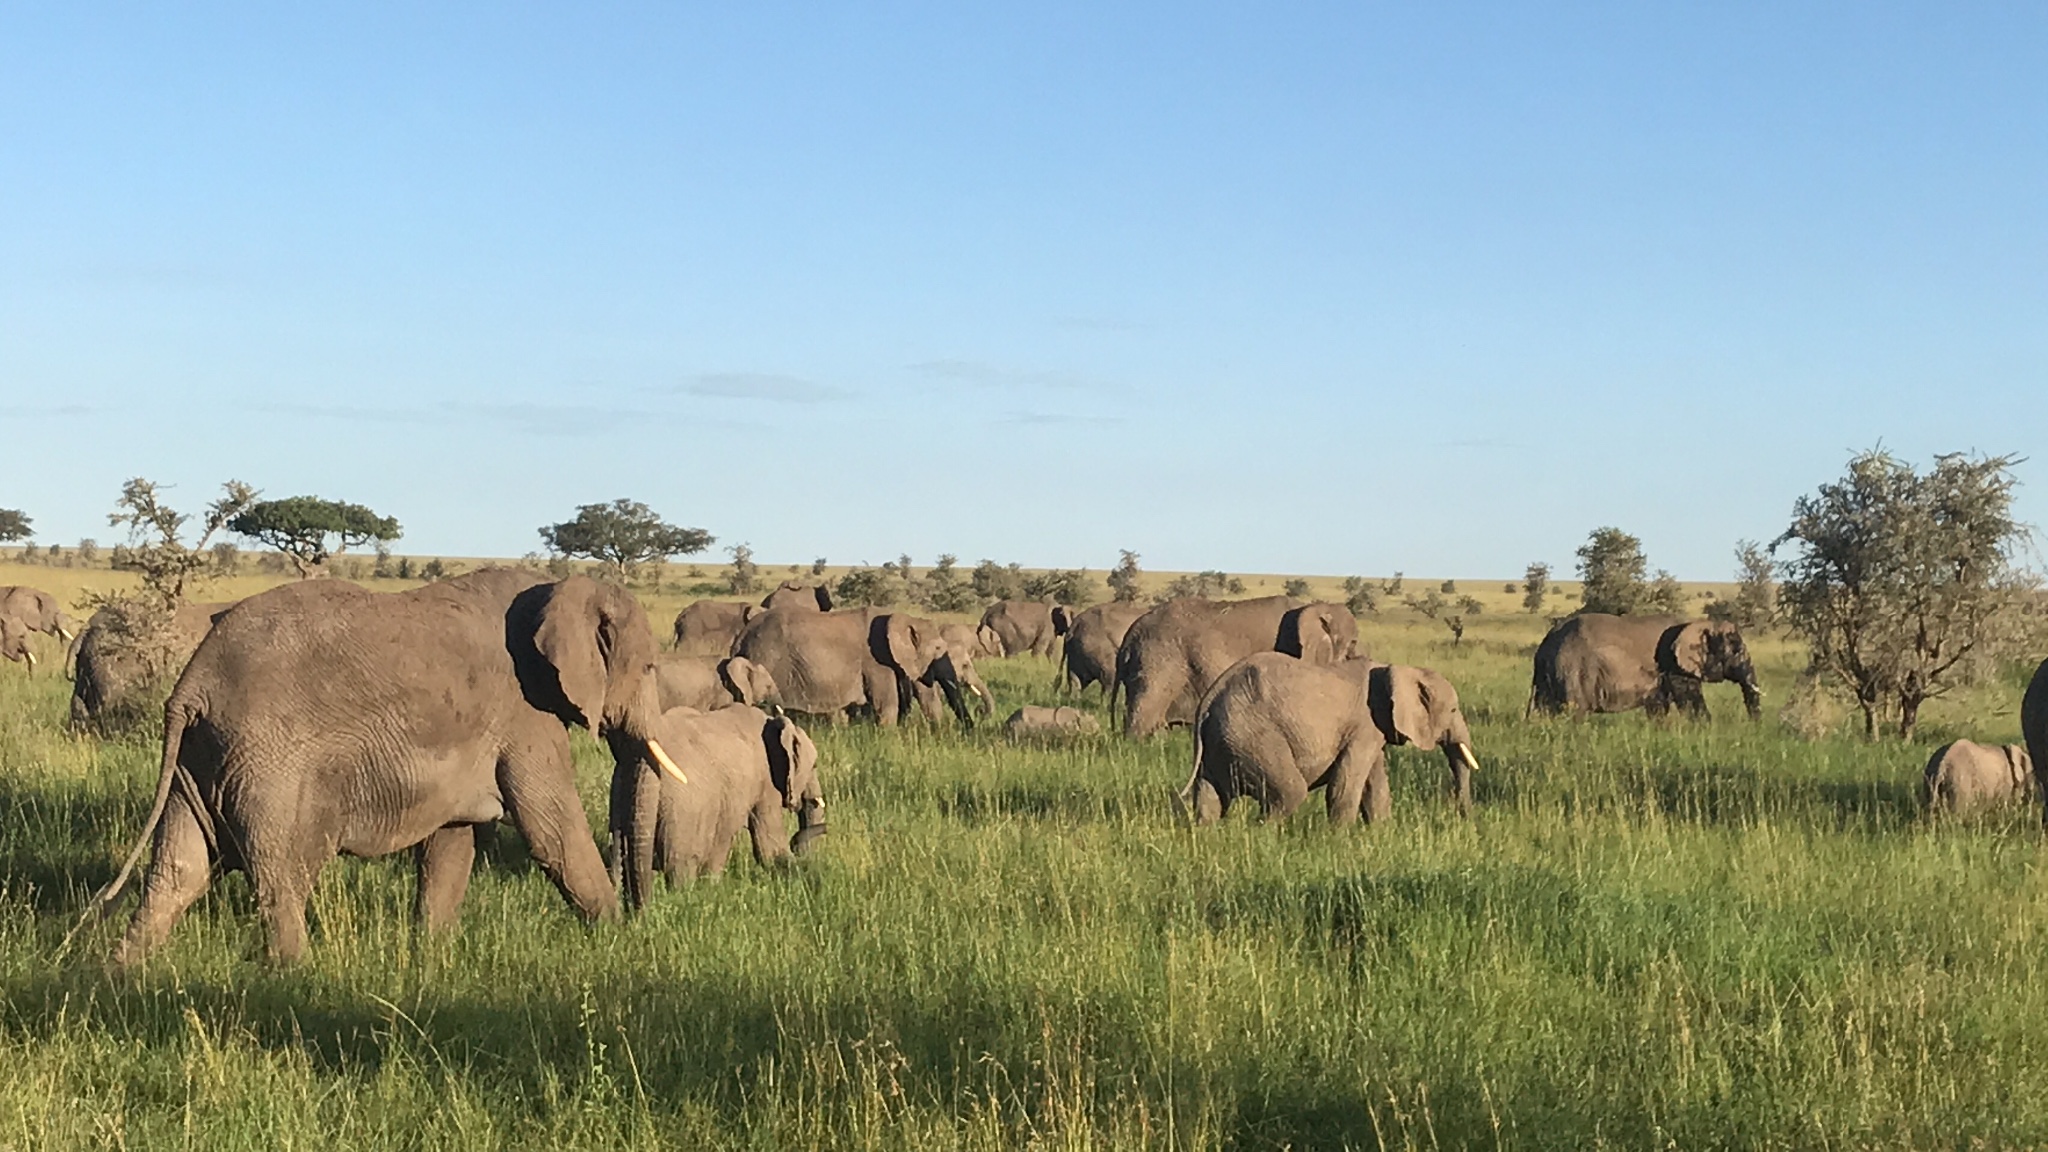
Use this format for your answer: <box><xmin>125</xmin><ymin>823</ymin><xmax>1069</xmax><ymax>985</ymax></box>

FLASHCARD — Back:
<box><xmin>58</xmin><ymin>696</ymin><xmax>196</xmax><ymax>956</ymax></box>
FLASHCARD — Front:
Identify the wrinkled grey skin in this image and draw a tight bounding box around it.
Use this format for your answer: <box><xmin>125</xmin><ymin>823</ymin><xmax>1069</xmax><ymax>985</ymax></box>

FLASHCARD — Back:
<box><xmin>82</xmin><ymin>570</ymin><xmax>673</xmax><ymax>966</ymax></box>
<box><xmin>943</xmin><ymin>622</ymin><xmax>1005</xmax><ymax>663</ymax></box>
<box><xmin>1116</xmin><ymin>597</ymin><xmax>1361</xmax><ymax>737</ymax></box>
<box><xmin>671</xmin><ymin>599</ymin><xmax>762</xmax><ymax>657</ymax></box>
<box><xmin>69</xmin><ymin>601</ymin><xmax>237</xmax><ymax>727</ymax></box>
<box><xmin>654</xmin><ymin>654</ymin><xmax>779</xmax><ymax>713</ymax></box>
<box><xmin>734</xmin><ymin>608</ymin><xmax>991</xmax><ymax>727</ymax></box>
<box><xmin>1060</xmin><ymin>602</ymin><xmax>1148</xmax><ymax>698</ymax></box>
<box><xmin>761</xmin><ymin>582</ymin><xmax>834</xmax><ymax>612</ymax></box>
<box><xmin>0</xmin><ymin>586</ymin><xmax>79</xmax><ymax>644</ymax></box>
<box><xmin>1179</xmin><ymin>654</ymin><xmax>1479</xmax><ymax>826</ymax></box>
<box><xmin>1924</xmin><ymin>739</ymin><xmax>2035</xmax><ymax>815</ymax></box>
<box><xmin>981</xmin><ymin>600</ymin><xmax>1073</xmax><ymax>659</ymax></box>
<box><xmin>1004</xmin><ymin>705</ymin><xmax>1100</xmax><ymax>737</ymax></box>
<box><xmin>2025</xmin><ymin>659</ymin><xmax>2048</xmax><ymax>828</ymax></box>
<box><xmin>611</xmin><ymin>705</ymin><xmax>825</xmax><ymax>907</ymax></box>
<box><xmin>1530</xmin><ymin>614</ymin><xmax>1761</xmax><ymax>721</ymax></box>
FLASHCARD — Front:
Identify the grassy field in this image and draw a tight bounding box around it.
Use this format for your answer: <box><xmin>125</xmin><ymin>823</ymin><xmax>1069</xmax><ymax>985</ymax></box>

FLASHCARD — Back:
<box><xmin>2</xmin><ymin>563</ymin><xmax>2044</xmax><ymax>1149</ymax></box>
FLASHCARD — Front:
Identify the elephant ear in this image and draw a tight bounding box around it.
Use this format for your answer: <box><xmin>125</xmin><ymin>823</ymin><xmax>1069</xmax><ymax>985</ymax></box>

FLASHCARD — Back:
<box><xmin>1051</xmin><ymin>605</ymin><xmax>1073</xmax><ymax>634</ymax></box>
<box><xmin>1663</xmin><ymin>622</ymin><xmax>1710</xmax><ymax>678</ymax></box>
<box><xmin>1377</xmin><ymin>664</ymin><xmax>1454</xmax><ymax>747</ymax></box>
<box><xmin>813</xmin><ymin>585</ymin><xmax>834</xmax><ymax>611</ymax></box>
<box><xmin>883</xmin><ymin>615</ymin><xmax>927</xmax><ymax>676</ymax></box>
<box><xmin>533</xmin><ymin>578</ymin><xmax>613</xmax><ymax>728</ymax></box>
<box><xmin>765</xmin><ymin>716</ymin><xmax>798</xmax><ymax>799</ymax></box>
<box><xmin>716</xmin><ymin>657</ymin><xmax>748</xmax><ymax>704</ymax></box>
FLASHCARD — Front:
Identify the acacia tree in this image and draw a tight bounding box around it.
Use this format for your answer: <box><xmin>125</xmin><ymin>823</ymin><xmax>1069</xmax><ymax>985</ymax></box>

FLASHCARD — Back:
<box><xmin>1108</xmin><ymin>550</ymin><xmax>1144</xmax><ymax>602</ymax></box>
<box><xmin>229</xmin><ymin>496</ymin><xmax>402</xmax><ymax>579</ymax></box>
<box><xmin>1576</xmin><ymin>528</ymin><xmax>1648</xmax><ymax>615</ymax></box>
<box><xmin>1774</xmin><ymin>449</ymin><xmax>2035</xmax><ymax>739</ymax></box>
<box><xmin>0</xmin><ymin>509</ymin><xmax>30</xmax><ymax>543</ymax></box>
<box><xmin>1521</xmin><ymin>562</ymin><xmax>1551</xmax><ymax>614</ymax></box>
<box><xmin>539</xmin><ymin>499</ymin><xmax>712</xmax><ymax>583</ymax></box>
<box><xmin>1708</xmin><ymin>541</ymin><xmax>1776</xmax><ymax>629</ymax></box>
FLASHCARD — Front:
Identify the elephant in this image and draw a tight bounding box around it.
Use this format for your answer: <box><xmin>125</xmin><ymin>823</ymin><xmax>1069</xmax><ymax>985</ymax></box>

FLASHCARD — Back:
<box><xmin>69</xmin><ymin>601</ymin><xmax>238</xmax><ymax>728</ymax></box>
<box><xmin>1004</xmin><ymin>705</ymin><xmax>1100</xmax><ymax>737</ymax></box>
<box><xmin>733</xmin><ymin>607</ymin><xmax>992</xmax><ymax>727</ymax></box>
<box><xmin>671</xmin><ymin>599</ymin><xmax>762</xmax><ymax>656</ymax></box>
<box><xmin>1530</xmin><ymin>614</ymin><xmax>1761</xmax><ymax>720</ymax></box>
<box><xmin>1923</xmin><ymin>739</ymin><xmax>2035</xmax><ymax>815</ymax></box>
<box><xmin>1059</xmin><ymin>602</ymin><xmax>1148</xmax><ymax>697</ymax></box>
<box><xmin>1179</xmin><ymin>654</ymin><xmax>1479</xmax><ymax>826</ymax></box>
<box><xmin>2025</xmin><ymin>659</ymin><xmax>2048</xmax><ymax>827</ymax></box>
<box><xmin>654</xmin><ymin>654</ymin><xmax>779</xmax><ymax>713</ymax></box>
<box><xmin>73</xmin><ymin>569</ymin><xmax>686</xmax><ymax>966</ymax></box>
<box><xmin>611</xmin><ymin>705</ymin><xmax>825</xmax><ymax>907</ymax></box>
<box><xmin>1116</xmin><ymin>596</ymin><xmax>1361</xmax><ymax>737</ymax></box>
<box><xmin>980</xmin><ymin>600</ymin><xmax>1073</xmax><ymax>659</ymax></box>
<box><xmin>761</xmin><ymin>581</ymin><xmax>834</xmax><ymax>612</ymax></box>
<box><xmin>0</xmin><ymin>585</ymin><xmax>79</xmax><ymax>644</ymax></box>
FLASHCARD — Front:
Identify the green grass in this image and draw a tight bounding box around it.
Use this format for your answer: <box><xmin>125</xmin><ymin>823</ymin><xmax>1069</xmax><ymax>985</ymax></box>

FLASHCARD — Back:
<box><xmin>1</xmin><ymin>607</ymin><xmax>2043</xmax><ymax>1149</ymax></box>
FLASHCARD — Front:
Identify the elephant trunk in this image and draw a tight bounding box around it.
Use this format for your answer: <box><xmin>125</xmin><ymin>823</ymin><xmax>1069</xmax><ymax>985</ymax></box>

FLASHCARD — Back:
<box><xmin>791</xmin><ymin>795</ymin><xmax>827</xmax><ymax>856</ymax></box>
<box><xmin>938</xmin><ymin>676</ymin><xmax>974</xmax><ymax>728</ymax></box>
<box><xmin>1737</xmin><ymin>669</ymin><xmax>1763</xmax><ymax>721</ymax></box>
<box><xmin>963</xmin><ymin>666</ymin><xmax>995</xmax><ymax>719</ymax></box>
<box><xmin>1443</xmin><ymin>740</ymin><xmax>1479</xmax><ymax>817</ymax></box>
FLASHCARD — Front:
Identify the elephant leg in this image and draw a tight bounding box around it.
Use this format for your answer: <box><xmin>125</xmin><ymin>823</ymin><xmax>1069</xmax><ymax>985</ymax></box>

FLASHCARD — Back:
<box><xmin>413</xmin><ymin>823</ymin><xmax>476</xmax><ymax>933</ymax></box>
<box><xmin>499</xmin><ymin>739</ymin><xmax>619</xmax><ymax>923</ymax></box>
<box><xmin>245</xmin><ymin>829</ymin><xmax>332</xmax><ymax>965</ymax></box>
<box><xmin>748</xmin><ymin>802</ymin><xmax>793</xmax><ymax>867</ymax></box>
<box><xmin>1261</xmin><ymin>766</ymin><xmax>1311</xmax><ymax>824</ymax></box>
<box><xmin>113</xmin><ymin>794</ymin><xmax>214</xmax><ymax>968</ymax></box>
<box><xmin>1190</xmin><ymin>777</ymin><xmax>1226</xmax><ymax>824</ymax></box>
<box><xmin>1359</xmin><ymin>750</ymin><xmax>1392</xmax><ymax>825</ymax></box>
<box><xmin>1324</xmin><ymin>748</ymin><xmax>1369</xmax><ymax>828</ymax></box>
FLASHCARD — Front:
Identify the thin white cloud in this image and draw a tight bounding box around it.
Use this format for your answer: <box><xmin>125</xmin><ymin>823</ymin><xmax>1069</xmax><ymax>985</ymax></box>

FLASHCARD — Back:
<box><xmin>685</xmin><ymin>372</ymin><xmax>852</xmax><ymax>404</ymax></box>
<box><xmin>908</xmin><ymin>359</ymin><xmax>1096</xmax><ymax>392</ymax></box>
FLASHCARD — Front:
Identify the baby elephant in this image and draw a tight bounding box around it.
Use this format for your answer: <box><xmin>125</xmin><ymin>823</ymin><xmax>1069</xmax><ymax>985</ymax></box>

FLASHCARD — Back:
<box><xmin>1004</xmin><ymin>705</ymin><xmax>1101</xmax><ymax>737</ymax></box>
<box><xmin>610</xmin><ymin>705</ymin><xmax>826</xmax><ymax>909</ymax></box>
<box><xmin>654</xmin><ymin>654</ymin><xmax>778</xmax><ymax>713</ymax></box>
<box><xmin>1180</xmin><ymin>653</ymin><xmax>1479</xmax><ymax>826</ymax></box>
<box><xmin>1924</xmin><ymin>739</ymin><xmax>2035</xmax><ymax>815</ymax></box>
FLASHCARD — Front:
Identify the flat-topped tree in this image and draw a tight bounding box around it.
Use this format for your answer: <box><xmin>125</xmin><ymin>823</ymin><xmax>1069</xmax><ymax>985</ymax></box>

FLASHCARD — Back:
<box><xmin>540</xmin><ymin>499</ymin><xmax>712</xmax><ymax>583</ymax></box>
<box><xmin>0</xmin><ymin>509</ymin><xmax>30</xmax><ymax>543</ymax></box>
<box><xmin>229</xmin><ymin>496</ymin><xmax>401</xmax><ymax>579</ymax></box>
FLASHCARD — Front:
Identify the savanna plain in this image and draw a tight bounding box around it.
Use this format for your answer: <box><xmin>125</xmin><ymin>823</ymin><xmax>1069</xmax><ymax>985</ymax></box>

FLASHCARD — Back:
<box><xmin>2</xmin><ymin>561</ymin><xmax>2044</xmax><ymax>1150</ymax></box>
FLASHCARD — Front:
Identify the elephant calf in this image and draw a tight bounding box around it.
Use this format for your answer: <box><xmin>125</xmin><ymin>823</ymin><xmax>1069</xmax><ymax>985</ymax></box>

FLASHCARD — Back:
<box><xmin>1181</xmin><ymin>654</ymin><xmax>1479</xmax><ymax>826</ymax></box>
<box><xmin>655</xmin><ymin>654</ymin><xmax>779</xmax><ymax>713</ymax></box>
<box><xmin>1004</xmin><ymin>705</ymin><xmax>1101</xmax><ymax>738</ymax></box>
<box><xmin>613</xmin><ymin>705</ymin><xmax>827</xmax><ymax>908</ymax></box>
<box><xmin>1924</xmin><ymin>739</ymin><xmax>2035</xmax><ymax>815</ymax></box>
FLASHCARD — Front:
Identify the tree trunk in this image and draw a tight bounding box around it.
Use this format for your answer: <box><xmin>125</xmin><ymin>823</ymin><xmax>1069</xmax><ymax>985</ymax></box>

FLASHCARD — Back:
<box><xmin>1898</xmin><ymin>694</ymin><xmax>1922</xmax><ymax>741</ymax></box>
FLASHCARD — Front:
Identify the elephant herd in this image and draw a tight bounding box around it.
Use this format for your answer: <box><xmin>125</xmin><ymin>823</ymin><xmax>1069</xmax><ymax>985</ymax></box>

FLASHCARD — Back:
<box><xmin>9</xmin><ymin>567</ymin><xmax>2047</xmax><ymax>967</ymax></box>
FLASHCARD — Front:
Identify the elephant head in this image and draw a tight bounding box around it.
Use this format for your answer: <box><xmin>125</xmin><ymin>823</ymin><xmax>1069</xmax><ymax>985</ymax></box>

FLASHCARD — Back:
<box><xmin>718</xmin><ymin>655</ymin><xmax>780</xmax><ymax>708</ymax></box>
<box><xmin>763</xmin><ymin>582</ymin><xmax>833</xmax><ymax>611</ymax></box>
<box><xmin>1279</xmin><ymin>603</ymin><xmax>1361</xmax><ymax>665</ymax></box>
<box><xmin>768</xmin><ymin>716</ymin><xmax>828</xmax><ymax>854</ymax></box>
<box><xmin>523</xmin><ymin>576</ymin><xmax>687</xmax><ymax>785</ymax></box>
<box><xmin>1661</xmin><ymin>620</ymin><xmax>1762</xmax><ymax>720</ymax></box>
<box><xmin>976</xmin><ymin>623</ymin><xmax>1007</xmax><ymax>659</ymax></box>
<box><xmin>1369</xmin><ymin>663</ymin><xmax>1480</xmax><ymax>813</ymax></box>
<box><xmin>877</xmin><ymin>613</ymin><xmax>991</xmax><ymax>725</ymax></box>
<box><xmin>0</xmin><ymin>615</ymin><xmax>32</xmax><ymax>669</ymax></box>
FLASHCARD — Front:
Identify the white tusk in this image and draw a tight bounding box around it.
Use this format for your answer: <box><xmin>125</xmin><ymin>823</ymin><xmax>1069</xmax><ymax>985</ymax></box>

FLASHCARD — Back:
<box><xmin>1457</xmin><ymin>743</ymin><xmax>1479</xmax><ymax>773</ymax></box>
<box><xmin>647</xmin><ymin>738</ymin><xmax>688</xmax><ymax>786</ymax></box>
<box><xmin>23</xmin><ymin>651</ymin><xmax>36</xmax><ymax>669</ymax></box>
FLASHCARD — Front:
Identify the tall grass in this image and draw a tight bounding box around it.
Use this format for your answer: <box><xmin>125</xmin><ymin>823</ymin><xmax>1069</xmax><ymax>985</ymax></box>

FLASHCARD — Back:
<box><xmin>0</xmin><ymin>606</ymin><xmax>2042</xmax><ymax>1149</ymax></box>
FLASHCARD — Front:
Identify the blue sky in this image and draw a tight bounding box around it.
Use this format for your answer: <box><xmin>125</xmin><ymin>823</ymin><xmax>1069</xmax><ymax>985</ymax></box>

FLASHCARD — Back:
<box><xmin>4</xmin><ymin>3</ymin><xmax>2044</xmax><ymax>578</ymax></box>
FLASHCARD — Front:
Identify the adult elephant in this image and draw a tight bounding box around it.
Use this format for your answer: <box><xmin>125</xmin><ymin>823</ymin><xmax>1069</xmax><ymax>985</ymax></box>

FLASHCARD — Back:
<box><xmin>942</xmin><ymin>621</ymin><xmax>1005</xmax><ymax>663</ymax></box>
<box><xmin>75</xmin><ymin>569</ymin><xmax>685</xmax><ymax>966</ymax></box>
<box><xmin>672</xmin><ymin>599</ymin><xmax>761</xmax><ymax>656</ymax></box>
<box><xmin>0</xmin><ymin>586</ymin><xmax>78</xmax><ymax>645</ymax></box>
<box><xmin>1060</xmin><ymin>602</ymin><xmax>1148</xmax><ymax>697</ymax></box>
<box><xmin>1116</xmin><ymin>596</ymin><xmax>1360</xmax><ymax>738</ymax></box>
<box><xmin>1530</xmin><ymin>614</ymin><xmax>1761</xmax><ymax>720</ymax></box>
<box><xmin>981</xmin><ymin>600</ymin><xmax>1073</xmax><ymax>659</ymax></box>
<box><xmin>1179</xmin><ymin>654</ymin><xmax>1479</xmax><ymax>825</ymax></box>
<box><xmin>761</xmin><ymin>581</ymin><xmax>833</xmax><ymax>612</ymax></box>
<box><xmin>654</xmin><ymin>653</ymin><xmax>778</xmax><ymax>713</ymax></box>
<box><xmin>733</xmin><ymin>608</ymin><xmax>991</xmax><ymax>727</ymax></box>
<box><xmin>2025</xmin><ymin>660</ymin><xmax>2048</xmax><ymax>827</ymax></box>
<box><xmin>70</xmin><ymin>601</ymin><xmax>238</xmax><ymax>728</ymax></box>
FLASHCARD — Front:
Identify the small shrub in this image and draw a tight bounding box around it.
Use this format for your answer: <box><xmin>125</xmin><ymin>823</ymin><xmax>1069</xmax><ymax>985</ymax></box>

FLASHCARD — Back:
<box><xmin>1283</xmin><ymin>578</ymin><xmax>1312</xmax><ymax>599</ymax></box>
